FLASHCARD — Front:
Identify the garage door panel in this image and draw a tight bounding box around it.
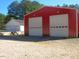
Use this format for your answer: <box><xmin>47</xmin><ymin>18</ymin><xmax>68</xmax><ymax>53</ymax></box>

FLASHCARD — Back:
<box><xmin>50</xmin><ymin>14</ymin><xmax>69</xmax><ymax>37</ymax></box>
<box><xmin>50</xmin><ymin>14</ymin><xmax>68</xmax><ymax>26</ymax></box>
<box><xmin>29</xmin><ymin>17</ymin><xmax>42</xmax><ymax>27</ymax></box>
<box><xmin>29</xmin><ymin>28</ymin><xmax>42</xmax><ymax>36</ymax></box>
<box><xmin>50</xmin><ymin>28</ymin><xmax>68</xmax><ymax>37</ymax></box>
<box><xmin>29</xmin><ymin>17</ymin><xmax>42</xmax><ymax>36</ymax></box>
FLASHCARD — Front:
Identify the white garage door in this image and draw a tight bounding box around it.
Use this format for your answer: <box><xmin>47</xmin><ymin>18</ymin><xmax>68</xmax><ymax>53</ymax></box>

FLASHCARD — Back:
<box><xmin>50</xmin><ymin>14</ymin><xmax>69</xmax><ymax>37</ymax></box>
<box><xmin>29</xmin><ymin>17</ymin><xmax>42</xmax><ymax>36</ymax></box>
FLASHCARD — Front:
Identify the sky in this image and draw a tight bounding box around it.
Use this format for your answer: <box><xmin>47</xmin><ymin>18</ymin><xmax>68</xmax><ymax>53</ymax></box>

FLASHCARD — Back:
<box><xmin>0</xmin><ymin>0</ymin><xmax>79</xmax><ymax>15</ymax></box>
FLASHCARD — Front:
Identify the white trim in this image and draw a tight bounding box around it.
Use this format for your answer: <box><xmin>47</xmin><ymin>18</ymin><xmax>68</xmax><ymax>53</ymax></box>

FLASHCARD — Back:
<box><xmin>76</xmin><ymin>9</ymin><xmax>78</xmax><ymax>37</ymax></box>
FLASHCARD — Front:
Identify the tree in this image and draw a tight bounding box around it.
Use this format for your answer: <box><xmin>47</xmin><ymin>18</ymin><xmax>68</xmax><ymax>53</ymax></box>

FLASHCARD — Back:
<box><xmin>0</xmin><ymin>13</ymin><xmax>6</xmax><ymax>29</ymax></box>
<box><xmin>7</xmin><ymin>0</ymin><xmax>43</xmax><ymax>20</ymax></box>
<box><xmin>8</xmin><ymin>1</ymin><xmax>19</xmax><ymax>19</ymax></box>
<box><xmin>8</xmin><ymin>1</ymin><xmax>19</xmax><ymax>15</ymax></box>
<box><xmin>56</xmin><ymin>5</ymin><xmax>60</xmax><ymax>7</ymax></box>
<box><xmin>4</xmin><ymin>15</ymin><xmax>12</xmax><ymax>24</ymax></box>
<box><xmin>62</xmin><ymin>4</ymin><xmax>68</xmax><ymax>7</ymax></box>
<box><xmin>56</xmin><ymin>4</ymin><xmax>79</xmax><ymax>10</ymax></box>
<box><xmin>0</xmin><ymin>13</ymin><xmax>5</xmax><ymax>22</ymax></box>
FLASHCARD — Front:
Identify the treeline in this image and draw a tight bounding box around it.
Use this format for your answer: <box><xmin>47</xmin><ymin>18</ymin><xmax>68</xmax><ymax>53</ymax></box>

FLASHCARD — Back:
<box><xmin>0</xmin><ymin>13</ymin><xmax>6</xmax><ymax>29</ymax></box>
<box><xmin>56</xmin><ymin>4</ymin><xmax>79</xmax><ymax>9</ymax></box>
<box><xmin>0</xmin><ymin>0</ymin><xmax>79</xmax><ymax>29</ymax></box>
<box><xmin>6</xmin><ymin>2</ymin><xmax>79</xmax><ymax>20</ymax></box>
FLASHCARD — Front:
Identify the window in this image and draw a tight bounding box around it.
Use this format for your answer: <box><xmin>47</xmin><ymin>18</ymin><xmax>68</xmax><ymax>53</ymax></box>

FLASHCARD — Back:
<box><xmin>56</xmin><ymin>26</ymin><xmax>58</xmax><ymax>28</ymax></box>
<box><xmin>59</xmin><ymin>26</ymin><xmax>61</xmax><ymax>28</ymax></box>
<box><xmin>65</xmin><ymin>26</ymin><xmax>68</xmax><ymax>28</ymax></box>
<box><xmin>62</xmin><ymin>26</ymin><xmax>64</xmax><ymax>28</ymax></box>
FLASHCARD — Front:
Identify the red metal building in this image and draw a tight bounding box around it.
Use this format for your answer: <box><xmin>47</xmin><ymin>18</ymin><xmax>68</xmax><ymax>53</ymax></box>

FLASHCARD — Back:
<box><xmin>78</xmin><ymin>12</ymin><xmax>79</xmax><ymax>37</ymax></box>
<box><xmin>24</xmin><ymin>6</ymin><xmax>78</xmax><ymax>37</ymax></box>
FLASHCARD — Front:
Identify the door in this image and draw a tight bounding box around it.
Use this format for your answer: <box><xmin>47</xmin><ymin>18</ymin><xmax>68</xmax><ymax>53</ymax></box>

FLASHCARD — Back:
<box><xmin>29</xmin><ymin>17</ymin><xmax>42</xmax><ymax>36</ymax></box>
<box><xmin>49</xmin><ymin>14</ymin><xmax>69</xmax><ymax>37</ymax></box>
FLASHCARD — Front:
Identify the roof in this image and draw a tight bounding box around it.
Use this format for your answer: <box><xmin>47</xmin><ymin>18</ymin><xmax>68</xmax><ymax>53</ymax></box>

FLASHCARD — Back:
<box><xmin>6</xmin><ymin>18</ymin><xmax>24</xmax><ymax>26</ymax></box>
<box><xmin>24</xmin><ymin>6</ymin><xmax>77</xmax><ymax>17</ymax></box>
<box><xmin>15</xmin><ymin>20</ymin><xmax>24</xmax><ymax>25</ymax></box>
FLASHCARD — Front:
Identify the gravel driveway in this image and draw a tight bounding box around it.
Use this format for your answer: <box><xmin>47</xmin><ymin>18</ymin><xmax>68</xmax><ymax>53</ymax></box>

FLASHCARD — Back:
<box><xmin>0</xmin><ymin>37</ymin><xmax>79</xmax><ymax>59</ymax></box>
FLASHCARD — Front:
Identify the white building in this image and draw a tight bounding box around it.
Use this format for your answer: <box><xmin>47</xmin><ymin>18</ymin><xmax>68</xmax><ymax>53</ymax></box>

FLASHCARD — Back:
<box><xmin>5</xmin><ymin>18</ymin><xmax>24</xmax><ymax>32</ymax></box>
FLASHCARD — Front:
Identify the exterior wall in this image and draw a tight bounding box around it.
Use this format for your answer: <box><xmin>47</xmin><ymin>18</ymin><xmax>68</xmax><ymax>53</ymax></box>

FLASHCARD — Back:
<box><xmin>78</xmin><ymin>13</ymin><xmax>79</xmax><ymax>36</ymax></box>
<box><xmin>6</xmin><ymin>18</ymin><xmax>24</xmax><ymax>32</ymax></box>
<box><xmin>24</xmin><ymin>7</ymin><xmax>77</xmax><ymax>37</ymax></box>
<box><xmin>6</xmin><ymin>25</ymin><xmax>20</xmax><ymax>32</ymax></box>
<box><xmin>6</xmin><ymin>19</ymin><xmax>20</xmax><ymax>32</ymax></box>
<box><xmin>20</xmin><ymin>25</ymin><xmax>24</xmax><ymax>31</ymax></box>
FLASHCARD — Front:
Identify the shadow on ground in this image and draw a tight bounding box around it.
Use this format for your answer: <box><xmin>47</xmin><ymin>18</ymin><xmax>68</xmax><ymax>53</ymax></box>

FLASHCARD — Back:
<box><xmin>0</xmin><ymin>35</ymin><xmax>74</xmax><ymax>42</ymax></box>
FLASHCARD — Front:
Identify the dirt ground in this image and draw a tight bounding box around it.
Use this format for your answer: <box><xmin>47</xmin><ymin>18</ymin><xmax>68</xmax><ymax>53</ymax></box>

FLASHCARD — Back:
<box><xmin>0</xmin><ymin>37</ymin><xmax>79</xmax><ymax>59</ymax></box>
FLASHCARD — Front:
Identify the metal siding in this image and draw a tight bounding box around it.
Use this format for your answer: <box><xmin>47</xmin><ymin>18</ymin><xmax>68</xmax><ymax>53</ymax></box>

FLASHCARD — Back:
<box><xmin>68</xmin><ymin>10</ymin><xmax>76</xmax><ymax>37</ymax></box>
<box><xmin>78</xmin><ymin>13</ymin><xmax>79</xmax><ymax>36</ymax></box>
<box><xmin>24</xmin><ymin>16</ymin><xmax>29</xmax><ymax>36</ymax></box>
<box><xmin>42</xmin><ymin>16</ymin><xmax>49</xmax><ymax>36</ymax></box>
<box><xmin>24</xmin><ymin>7</ymin><xmax>77</xmax><ymax>37</ymax></box>
<box><xmin>76</xmin><ymin>10</ymin><xmax>78</xmax><ymax>37</ymax></box>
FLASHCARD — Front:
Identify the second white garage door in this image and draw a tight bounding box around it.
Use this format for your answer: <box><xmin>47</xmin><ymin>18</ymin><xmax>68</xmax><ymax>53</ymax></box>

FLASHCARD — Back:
<box><xmin>29</xmin><ymin>17</ymin><xmax>42</xmax><ymax>36</ymax></box>
<box><xmin>49</xmin><ymin>14</ymin><xmax>69</xmax><ymax>37</ymax></box>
